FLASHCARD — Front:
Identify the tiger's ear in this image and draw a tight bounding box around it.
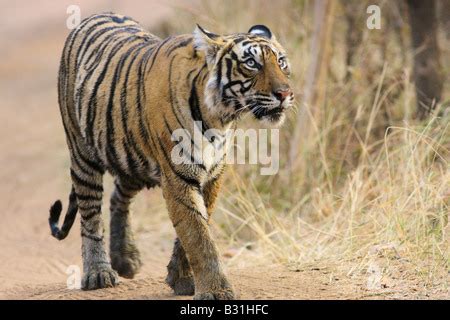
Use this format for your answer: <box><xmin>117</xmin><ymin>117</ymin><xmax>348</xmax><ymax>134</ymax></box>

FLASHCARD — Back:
<box><xmin>194</xmin><ymin>24</ymin><xmax>224</xmax><ymax>64</ymax></box>
<box><xmin>248</xmin><ymin>25</ymin><xmax>273</xmax><ymax>39</ymax></box>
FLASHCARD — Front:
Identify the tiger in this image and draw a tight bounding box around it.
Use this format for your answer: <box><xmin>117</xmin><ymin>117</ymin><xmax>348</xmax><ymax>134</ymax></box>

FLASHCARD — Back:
<box><xmin>49</xmin><ymin>12</ymin><xmax>293</xmax><ymax>300</ymax></box>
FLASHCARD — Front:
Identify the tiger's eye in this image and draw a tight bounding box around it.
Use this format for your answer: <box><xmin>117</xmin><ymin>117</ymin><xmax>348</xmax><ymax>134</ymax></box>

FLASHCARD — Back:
<box><xmin>245</xmin><ymin>58</ymin><xmax>256</xmax><ymax>68</ymax></box>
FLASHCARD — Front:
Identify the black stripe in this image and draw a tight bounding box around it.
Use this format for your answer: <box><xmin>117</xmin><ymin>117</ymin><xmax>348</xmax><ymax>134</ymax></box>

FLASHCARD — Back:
<box><xmin>83</xmin><ymin>27</ymin><xmax>142</xmax><ymax>72</ymax></box>
<box><xmin>70</xmin><ymin>131</ymin><xmax>105</xmax><ymax>173</ymax></box>
<box><xmin>216</xmin><ymin>55</ymin><xmax>223</xmax><ymax>87</ymax></box>
<box><xmin>105</xmin><ymin>39</ymin><xmax>145</xmax><ymax>180</ymax></box>
<box><xmin>134</xmin><ymin>46</ymin><xmax>156</xmax><ymax>146</ymax></box>
<box><xmin>225</xmin><ymin>58</ymin><xmax>234</xmax><ymax>89</ymax></box>
<box><xmin>80</xmin><ymin>209</ymin><xmax>100</xmax><ymax>221</ymax></box>
<box><xmin>111</xmin><ymin>15</ymin><xmax>132</xmax><ymax>24</ymax></box>
<box><xmin>115</xmin><ymin>183</ymin><xmax>133</xmax><ymax>199</ymax></box>
<box><xmin>144</xmin><ymin>36</ymin><xmax>173</xmax><ymax>75</ymax></box>
<box><xmin>241</xmin><ymin>40</ymin><xmax>253</xmax><ymax>47</ymax></box>
<box><xmin>70</xmin><ymin>169</ymin><xmax>104</xmax><ymax>192</ymax></box>
<box><xmin>189</xmin><ymin>63</ymin><xmax>209</xmax><ymax>134</ymax></box>
<box><xmin>127</xmin><ymin>133</ymin><xmax>152</xmax><ymax>181</ymax></box>
<box><xmin>122</xmin><ymin>138</ymin><xmax>143</xmax><ymax>180</ymax></box>
<box><xmin>168</xmin><ymin>56</ymin><xmax>195</xmax><ymax>139</ymax></box>
<box><xmin>156</xmin><ymin>136</ymin><xmax>202</xmax><ymax>191</ymax></box>
<box><xmin>164</xmin><ymin>116</ymin><xmax>206</xmax><ymax>170</ymax></box>
<box><xmin>76</xmin><ymin>14</ymin><xmax>137</xmax><ymax>66</ymax></box>
<box><xmin>208</xmin><ymin>153</ymin><xmax>226</xmax><ymax>174</ymax></box>
<box><xmin>146</xmin><ymin>121</ymin><xmax>200</xmax><ymax>191</ymax></box>
<box><xmin>81</xmin><ymin>220</ymin><xmax>98</xmax><ymax>234</ymax></box>
<box><xmin>74</xmin><ymin>15</ymin><xmax>128</xmax><ymax>65</ymax></box>
<box><xmin>70</xmin><ymin>147</ymin><xmax>94</xmax><ymax>176</ymax></box>
<box><xmin>120</xmin><ymin>42</ymin><xmax>153</xmax><ymax>176</ymax></box>
<box><xmin>111</xmin><ymin>195</ymin><xmax>129</xmax><ymax>207</ymax></box>
<box><xmin>177</xmin><ymin>198</ymin><xmax>205</xmax><ymax>217</ymax></box>
<box><xmin>61</xmin><ymin>15</ymin><xmax>110</xmax><ymax>136</ymax></box>
<box><xmin>75</xmin><ymin>30</ymin><xmax>128</xmax><ymax>122</ymax></box>
<box><xmin>166</xmin><ymin>37</ymin><xmax>193</xmax><ymax>56</ymax></box>
<box><xmin>78</xmin><ymin>204</ymin><xmax>101</xmax><ymax>211</ymax></box>
<box><xmin>76</xmin><ymin>23</ymin><xmax>124</xmax><ymax>69</ymax></box>
<box><xmin>81</xmin><ymin>232</ymin><xmax>103</xmax><ymax>241</ymax></box>
<box><xmin>85</xmin><ymin>35</ymin><xmax>140</xmax><ymax>148</ymax></box>
<box><xmin>75</xmin><ymin>192</ymin><xmax>102</xmax><ymax>202</ymax></box>
<box><xmin>233</xmin><ymin>37</ymin><xmax>246</xmax><ymax>45</ymax></box>
<box><xmin>163</xmin><ymin>175</ymin><xmax>205</xmax><ymax>218</ymax></box>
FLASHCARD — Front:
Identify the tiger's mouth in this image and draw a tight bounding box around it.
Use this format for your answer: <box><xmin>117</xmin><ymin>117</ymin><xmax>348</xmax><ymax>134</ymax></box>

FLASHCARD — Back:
<box><xmin>252</xmin><ymin>105</ymin><xmax>284</xmax><ymax>118</ymax></box>
<box><xmin>218</xmin><ymin>96</ymin><xmax>291</xmax><ymax>125</ymax></box>
<box><xmin>242</xmin><ymin>93</ymin><xmax>293</xmax><ymax>124</ymax></box>
<box><xmin>249</xmin><ymin>100</ymin><xmax>290</xmax><ymax>124</ymax></box>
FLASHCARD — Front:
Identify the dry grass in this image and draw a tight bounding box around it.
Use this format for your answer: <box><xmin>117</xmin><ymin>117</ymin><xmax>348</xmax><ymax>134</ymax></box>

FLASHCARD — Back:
<box><xmin>147</xmin><ymin>0</ymin><xmax>449</xmax><ymax>289</ymax></box>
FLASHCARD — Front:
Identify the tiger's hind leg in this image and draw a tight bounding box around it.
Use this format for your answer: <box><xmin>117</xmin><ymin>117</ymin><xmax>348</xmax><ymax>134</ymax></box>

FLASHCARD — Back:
<box><xmin>110</xmin><ymin>178</ymin><xmax>143</xmax><ymax>279</ymax></box>
<box><xmin>70</xmin><ymin>159</ymin><xmax>119</xmax><ymax>290</ymax></box>
<box><xmin>166</xmin><ymin>238</ymin><xmax>195</xmax><ymax>295</ymax></box>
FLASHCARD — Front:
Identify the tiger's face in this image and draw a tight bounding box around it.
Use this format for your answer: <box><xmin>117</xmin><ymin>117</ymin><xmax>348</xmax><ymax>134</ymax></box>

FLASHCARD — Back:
<box><xmin>195</xmin><ymin>25</ymin><xmax>294</xmax><ymax>126</ymax></box>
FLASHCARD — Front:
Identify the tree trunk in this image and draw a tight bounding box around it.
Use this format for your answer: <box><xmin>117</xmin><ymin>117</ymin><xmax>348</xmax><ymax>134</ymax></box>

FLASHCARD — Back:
<box><xmin>437</xmin><ymin>0</ymin><xmax>450</xmax><ymax>39</ymax></box>
<box><xmin>406</xmin><ymin>0</ymin><xmax>444</xmax><ymax>119</ymax></box>
<box><xmin>342</xmin><ymin>0</ymin><xmax>365</xmax><ymax>81</ymax></box>
<box><xmin>289</xmin><ymin>0</ymin><xmax>336</xmax><ymax>169</ymax></box>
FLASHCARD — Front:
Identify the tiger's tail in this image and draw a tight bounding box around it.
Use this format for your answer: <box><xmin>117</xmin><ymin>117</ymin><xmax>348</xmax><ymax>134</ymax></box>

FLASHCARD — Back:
<box><xmin>49</xmin><ymin>187</ymin><xmax>78</xmax><ymax>240</ymax></box>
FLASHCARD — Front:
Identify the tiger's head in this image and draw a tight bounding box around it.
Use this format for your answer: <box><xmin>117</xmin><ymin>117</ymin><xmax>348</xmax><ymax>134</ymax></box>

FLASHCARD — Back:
<box><xmin>194</xmin><ymin>24</ymin><xmax>294</xmax><ymax>126</ymax></box>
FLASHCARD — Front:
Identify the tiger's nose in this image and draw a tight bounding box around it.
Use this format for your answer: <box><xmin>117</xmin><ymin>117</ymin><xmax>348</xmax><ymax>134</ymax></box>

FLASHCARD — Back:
<box><xmin>274</xmin><ymin>88</ymin><xmax>292</xmax><ymax>103</ymax></box>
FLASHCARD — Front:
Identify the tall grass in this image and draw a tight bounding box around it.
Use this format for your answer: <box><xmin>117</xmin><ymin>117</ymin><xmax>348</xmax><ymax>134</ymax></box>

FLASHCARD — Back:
<box><xmin>217</xmin><ymin>113</ymin><xmax>449</xmax><ymax>272</ymax></box>
<box><xmin>150</xmin><ymin>0</ymin><xmax>449</xmax><ymax>284</ymax></box>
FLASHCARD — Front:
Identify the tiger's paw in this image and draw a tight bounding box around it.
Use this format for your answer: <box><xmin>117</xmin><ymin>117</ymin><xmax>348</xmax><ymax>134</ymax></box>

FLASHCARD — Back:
<box><xmin>193</xmin><ymin>287</ymin><xmax>235</xmax><ymax>300</ymax></box>
<box><xmin>111</xmin><ymin>247</ymin><xmax>142</xmax><ymax>279</ymax></box>
<box><xmin>81</xmin><ymin>266</ymin><xmax>119</xmax><ymax>290</ymax></box>
<box><xmin>166</xmin><ymin>274</ymin><xmax>195</xmax><ymax>296</ymax></box>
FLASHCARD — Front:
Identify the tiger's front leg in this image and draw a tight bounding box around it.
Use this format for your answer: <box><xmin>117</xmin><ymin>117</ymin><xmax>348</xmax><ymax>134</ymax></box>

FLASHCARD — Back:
<box><xmin>161</xmin><ymin>174</ymin><xmax>234</xmax><ymax>300</ymax></box>
<box><xmin>165</xmin><ymin>173</ymin><xmax>224</xmax><ymax>296</ymax></box>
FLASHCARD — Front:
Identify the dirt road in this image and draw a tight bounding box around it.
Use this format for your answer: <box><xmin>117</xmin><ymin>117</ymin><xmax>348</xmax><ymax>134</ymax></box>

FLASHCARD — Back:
<box><xmin>0</xmin><ymin>0</ymin><xmax>447</xmax><ymax>300</ymax></box>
